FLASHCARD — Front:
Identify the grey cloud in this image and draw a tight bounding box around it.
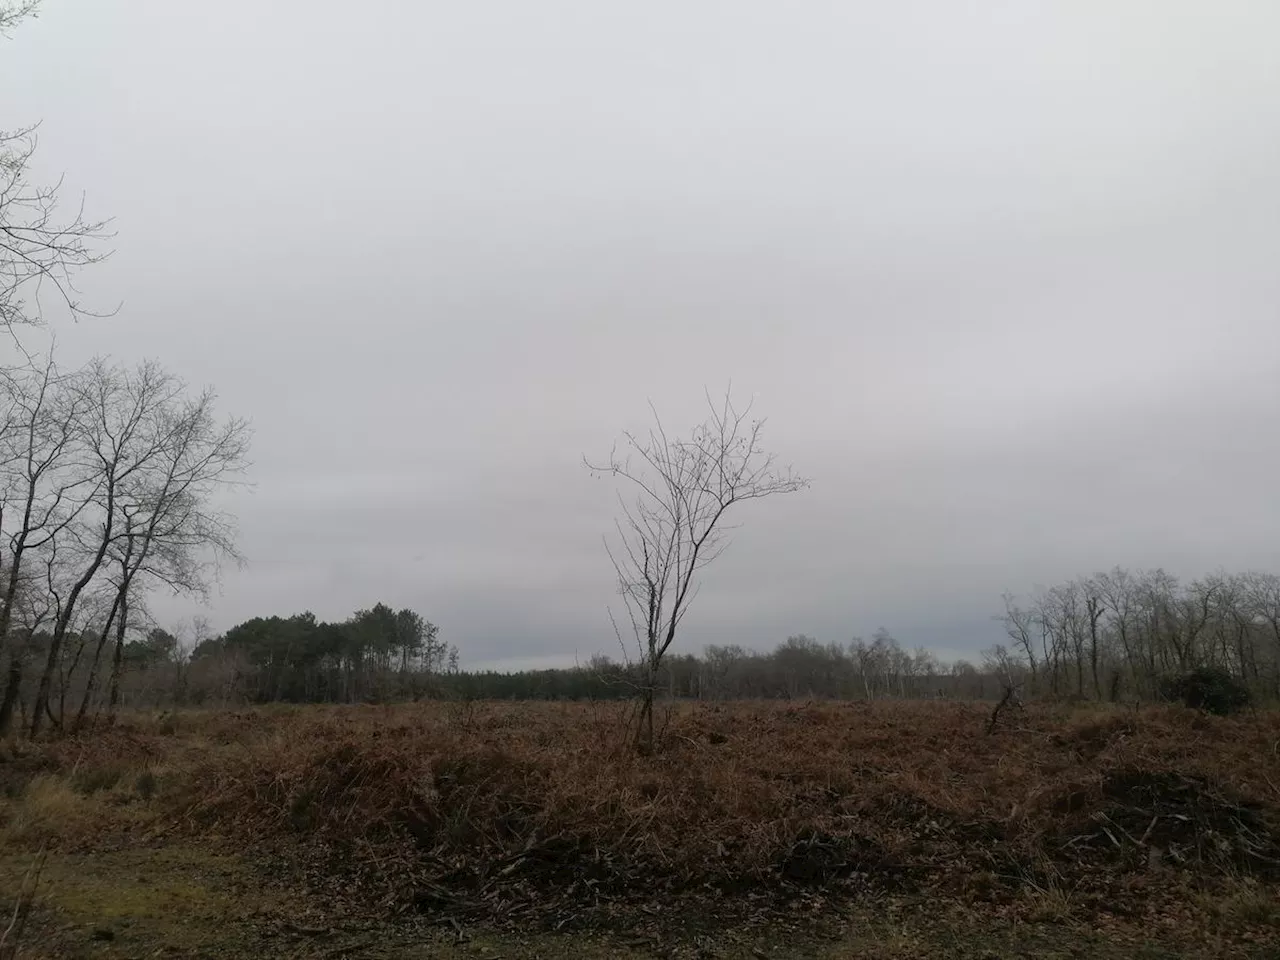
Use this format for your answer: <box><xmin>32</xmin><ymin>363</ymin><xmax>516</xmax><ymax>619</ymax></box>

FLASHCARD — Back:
<box><xmin>5</xmin><ymin>1</ymin><xmax>1279</xmax><ymax>668</ymax></box>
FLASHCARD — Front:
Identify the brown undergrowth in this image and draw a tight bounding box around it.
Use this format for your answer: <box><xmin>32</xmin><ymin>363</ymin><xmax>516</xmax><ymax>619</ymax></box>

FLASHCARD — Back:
<box><xmin>3</xmin><ymin>700</ymin><xmax>1279</xmax><ymax>938</ymax></box>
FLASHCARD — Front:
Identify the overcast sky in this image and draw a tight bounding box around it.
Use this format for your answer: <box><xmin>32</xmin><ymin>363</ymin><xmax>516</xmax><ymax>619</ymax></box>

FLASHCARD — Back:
<box><xmin>5</xmin><ymin>1</ymin><xmax>1280</xmax><ymax>669</ymax></box>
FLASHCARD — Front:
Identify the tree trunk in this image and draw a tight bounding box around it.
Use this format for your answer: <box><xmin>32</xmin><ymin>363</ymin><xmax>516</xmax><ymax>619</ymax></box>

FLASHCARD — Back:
<box><xmin>634</xmin><ymin>666</ymin><xmax>656</xmax><ymax>755</ymax></box>
<box><xmin>73</xmin><ymin>592</ymin><xmax>125</xmax><ymax>732</ymax></box>
<box><xmin>107</xmin><ymin>591</ymin><xmax>131</xmax><ymax>716</ymax></box>
<box><xmin>0</xmin><ymin>573</ymin><xmax>23</xmax><ymax>677</ymax></box>
<box><xmin>1086</xmin><ymin>597</ymin><xmax>1104</xmax><ymax>699</ymax></box>
<box><xmin>31</xmin><ymin>507</ymin><xmax>115</xmax><ymax>737</ymax></box>
<box><xmin>0</xmin><ymin>651</ymin><xmax>26</xmax><ymax>737</ymax></box>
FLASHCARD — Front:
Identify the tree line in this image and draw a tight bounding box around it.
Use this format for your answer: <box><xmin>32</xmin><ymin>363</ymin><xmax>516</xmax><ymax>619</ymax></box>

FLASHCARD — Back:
<box><xmin>5</xmin><ymin>618</ymin><xmax>1004</xmax><ymax>709</ymax></box>
<box><xmin>451</xmin><ymin>631</ymin><xmax>1000</xmax><ymax>702</ymax></box>
<box><xmin>2</xmin><ymin>601</ymin><xmax>454</xmax><ymax>716</ymax></box>
<box><xmin>12</xmin><ymin>566</ymin><xmax>1279</xmax><ymax>716</ymax></box>
<box><xmin>998</xmin><ymin>567</ymin><xmax>1280</xmax><ymax>702</ymax></box>
<box><xmin>186</xmin><ymin>603</ymin><xmax>456</xmax><ymax>704</ymax></box>
<box><xmin>204</xmin><ymin>566</ymin><xmax>1280</xmax><ymax>706</ymax></box>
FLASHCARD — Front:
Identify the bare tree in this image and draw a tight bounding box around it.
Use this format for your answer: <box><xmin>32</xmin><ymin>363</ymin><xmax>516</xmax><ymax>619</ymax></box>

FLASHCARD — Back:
<box><xmin>0</xmin><ymin>565</ymin><xmax>49</xmax><ymax>735</ymax></box>
<box><xmin>1244</xmin><ymin>573</ymin><xmax>1280</xmax><ymax>698</ymax></box>
<box><xmin>701</xmin><ymin>643</ymin><xmax>748</xmax><ymax>699</ymax></box>
<box><xmin>28</xmin><ymin>360</ymin><xmax>189</xmax><ymax>735</ymax></box>
<box><xmin>72</xmin><ymin>387</ymin><xmax>248</xmax><ymax>728</ymax></box>
<box><xmin>997</xmin><ymin>592</ymin><xmax>1039</xmax><ymax>691</ymax></box>
<box><xmin>999</xmin><ymin>565</ymin><xmax>1280</xmax><ymax>704</ymax></box>
<box><xmin>1084</xmin><ymin>585</ymin><xmax>1106</xmax><ymax>699</ymax></box>
<box><xmin>850</xmin><ymin>636</ymin><xmax>877</xmax><ymax>699</ymax></box>
<box><xmin>51</xmin><ymin>585</ymin><xmax>111</xmax><ymax>728</ymax></box>
<box><xmin>0</xmin><ymin>356</ymin><xmax>66</xmax><ymax>640</ymax></box>
<box><xmin>587</xmin><ymin>390</ymin><xmax>808</xmax><ymax>752</ymax></box>
<box><xmin>1095</xmin><ymin>567</ymin><xmax>1140</xmax><ymax>694</ymax></box>
<box><xmin>0</xmin><ymin>351</ymin><xmax>94</xmax><ymax>733</ymax></box>
<box><xmin>983</xmin><ymin>643</ymin><xmax>1026</xmax><ymax>733</ymax></box>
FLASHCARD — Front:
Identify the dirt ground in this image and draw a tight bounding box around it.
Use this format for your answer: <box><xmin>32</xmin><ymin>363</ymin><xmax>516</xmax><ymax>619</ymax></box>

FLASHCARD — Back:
<box><xmin>5</xmin><ymin>846</ymin><xmax>1272</xmax><ymax>960</ymax></box>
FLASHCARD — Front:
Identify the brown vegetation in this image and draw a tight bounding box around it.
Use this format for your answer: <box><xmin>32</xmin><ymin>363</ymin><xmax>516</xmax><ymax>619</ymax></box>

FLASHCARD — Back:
<box><xmin>3</xmin><ymin>700</ymin><xmax>1279</xmax><ymax>952</ymax></box>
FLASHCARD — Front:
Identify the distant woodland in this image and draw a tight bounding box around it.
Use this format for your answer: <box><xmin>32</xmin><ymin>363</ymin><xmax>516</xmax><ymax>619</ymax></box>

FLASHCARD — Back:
<box><xmin>4</xmin><ymin>567</ymin><xmax>1275</xmax><ymax>721</ymax></box>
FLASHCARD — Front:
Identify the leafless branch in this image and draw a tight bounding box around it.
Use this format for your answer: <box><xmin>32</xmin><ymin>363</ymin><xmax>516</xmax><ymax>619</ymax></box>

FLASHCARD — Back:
<box><xmin>587</xmin><ymin>387</ymin><xmax>809</xmax><ymax>751</ymax></box>
<box><xmin>1</xmin><ymin>124</ymin><xmax>116</xmax><ymax>329</ymax></box>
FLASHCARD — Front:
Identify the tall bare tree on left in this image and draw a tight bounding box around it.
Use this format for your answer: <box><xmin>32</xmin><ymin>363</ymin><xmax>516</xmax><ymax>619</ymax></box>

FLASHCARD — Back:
<box><xmin>0</xmin><ymin>5</ymin><xmax>249</xmax><ymax>736</ymax></box>
<box><xmin>0</xmin><ymin>355</ymin><xmax>250</xmax><ymax>736</ymax></box>
<box><xmin>77</xmin><ymin>378</ymin><xmax>249</xmax><ymax>729</ymax></box>
<box><xmin>0</xmin><ymin>353</ymin><xmax>88</xmax><ymax>732</ymax></box>
<box><xmin>2</xmin><ymin>0</ymin><xmax>114</xmax><ymax>333</ymax></box>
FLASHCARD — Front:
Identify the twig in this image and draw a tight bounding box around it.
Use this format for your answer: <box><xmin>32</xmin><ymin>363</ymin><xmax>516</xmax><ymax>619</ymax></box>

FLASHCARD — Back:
<box><xmin>1262</xmin><ymin>773</ymin><xmax>1280</xmax><ymax>801</ymax></box>
<box><xmin>1097</xmin><ymin>812</ymin><xmax>1141</xmax><ymax>846</ymax></box>
<box><xmin>1137</xmin><ymin>815</ymin><xmax>1160</xmax><ymax>846</ymax></box>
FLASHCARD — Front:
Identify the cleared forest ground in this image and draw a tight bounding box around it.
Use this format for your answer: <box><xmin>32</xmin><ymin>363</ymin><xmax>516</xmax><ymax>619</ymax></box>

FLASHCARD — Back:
<box><xmin>2</xmin><ymin>700</ymin><xmax>1278</xmax><ymax>958</ymax></box>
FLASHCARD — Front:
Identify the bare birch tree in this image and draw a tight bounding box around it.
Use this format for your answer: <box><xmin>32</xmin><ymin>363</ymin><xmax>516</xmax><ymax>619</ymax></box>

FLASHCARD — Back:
<box><xmin>0</xmin><ymin>352</ymin><xmax>94</xmax><ymax>733</ymax></box>
<box><xmin>28</xmin><ymin>360</ymin><xmax>187</xmax><ymax>735</ymax></box>
<box><xmin>588</xmin><ymin>390</ymin><xmax>809</xmax><ymax>752</ymax></box>
<box><xmin>77</xmin><ymin>389</ymin><xmax>248</xmax><ymax>727</ymax></box>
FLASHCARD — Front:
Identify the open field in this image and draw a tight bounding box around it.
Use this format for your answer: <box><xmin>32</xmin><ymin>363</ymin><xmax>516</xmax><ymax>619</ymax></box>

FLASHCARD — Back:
<box><xmin>2</xmin><ymin>699</ymin><xmax>1279</xmax><ymax>958</ymax></box>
